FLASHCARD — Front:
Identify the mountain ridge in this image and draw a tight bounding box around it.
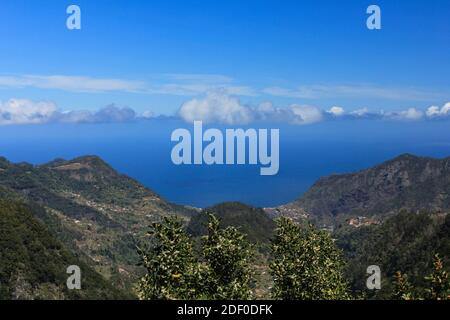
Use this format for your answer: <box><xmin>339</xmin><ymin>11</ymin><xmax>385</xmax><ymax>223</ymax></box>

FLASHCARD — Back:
<box><xmin>277</xmin><ymin>153</ymin><xmax>450</xmax><ymax>227</ymax></box>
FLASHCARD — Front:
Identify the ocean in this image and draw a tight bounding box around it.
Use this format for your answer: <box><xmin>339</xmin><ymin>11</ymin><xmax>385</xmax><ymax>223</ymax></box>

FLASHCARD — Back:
<box><xmin>1</xmin><ymin>119</ymin><xmax>449</xmax><ymax>208</ymax></box>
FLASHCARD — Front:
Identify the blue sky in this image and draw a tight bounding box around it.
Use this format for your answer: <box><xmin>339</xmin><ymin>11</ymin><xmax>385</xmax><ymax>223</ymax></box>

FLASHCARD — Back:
<box><xmin>0</xmin><ymin>0</ymin><xmax>449</xmax><ymax>121</ymax></box>
<box><xmin>0</xmin><ymin>1</ymin><xmax>449</xmax><ymax>206</ymax></box>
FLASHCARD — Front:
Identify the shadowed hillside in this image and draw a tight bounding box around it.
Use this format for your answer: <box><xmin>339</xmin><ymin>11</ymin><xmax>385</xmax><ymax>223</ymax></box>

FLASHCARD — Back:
<box><xmin>0</xmin><ymin>197</ymin><xmax>130</xmax><ymax>299</ymax></box>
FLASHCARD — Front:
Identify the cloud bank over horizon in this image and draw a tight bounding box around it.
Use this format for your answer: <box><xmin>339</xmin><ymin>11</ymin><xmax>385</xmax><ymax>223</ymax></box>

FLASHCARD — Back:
<box><xmin>0</xmin><ymin>99</ymin><xmax>138</xmax><ymax>125</ymax></box>
<box><xmin>0</xmin><ymin>95</ymin><xmax>449</xmax><ymax>126</ymax></box>
<box><xmin>177</xmin><ymin>92</ymin><xmax>450</xmax><ymax>125</ymax></box>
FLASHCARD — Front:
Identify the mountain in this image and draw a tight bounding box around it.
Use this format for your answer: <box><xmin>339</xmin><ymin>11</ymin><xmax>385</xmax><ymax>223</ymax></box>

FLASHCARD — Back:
<box><xmin>1</xmin><ymin>153</ymin><xmax>449</xmax><ymax>299</ymax></box>
<box><xmin>0</xmin><ymin>155</ymin><xmax>196</xmax><ymax>296</ymax></box>
<box><xmin>269</xmin><ymin>153</ymin><xmax>450</xmax><ymax>297</ymax></box>
<box><xmin>0</xmin><ymin>195</ymin><xmax>130</xmax><ymax>299</ymax></box>
<box><xmin>276</xmin><ymin>154</ymin><xmax>450</xmax><ymax>228</ymax></box>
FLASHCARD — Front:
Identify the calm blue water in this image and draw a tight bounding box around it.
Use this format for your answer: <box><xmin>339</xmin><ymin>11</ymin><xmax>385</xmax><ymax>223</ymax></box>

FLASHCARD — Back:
<box><xmin>1</xmin><ymin>119</ymin><xmax>449</xmax><ymax>208</ymax></box>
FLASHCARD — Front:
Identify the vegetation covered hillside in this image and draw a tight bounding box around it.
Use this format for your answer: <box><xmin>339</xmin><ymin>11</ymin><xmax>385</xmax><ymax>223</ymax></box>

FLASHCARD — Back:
<box><xmin>0</xmin><ymin>198</ymin><xmax>129</xmax><ymax>299</ymax></box>
<box><xmin>0</xmin><ymin>156</ymin><xmax>196</xmax><ymax>295</ymax></box>
<box><xmin>336</xmin><ymin>210</ymin><xmax>450</xmax><ymax>298</ymax></box>
<box><xmin>1</xmin><ymin>153</ymin><xmax>448</xmax><ymax>300</ymax></box>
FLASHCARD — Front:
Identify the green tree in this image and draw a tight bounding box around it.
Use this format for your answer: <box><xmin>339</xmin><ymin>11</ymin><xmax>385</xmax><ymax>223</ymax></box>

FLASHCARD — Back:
<box><xmin>136</xmin><ymin>216</ymin><xmax>200</xmax><ymax>300</ymax></box>
<box><xmin>425</xmin><ymin>254</ymin><xmax>450</xmax><ymax>300</ymax></box>
<box><xmin>136</xmin><ymin>214</ymin><xmax>255</xmax><ymax>300</ymax></box>
<box><xmin>201</xmin><ymin>213</ymin><xmax>254</xmax><ymax>300</ymax></box>
<box><xmin>392</xmin><ymin>271</ymin><xmax>413</xmax><ymax>300</ymax></box>
<box><xmin>270</xmin><ymin>217</ymin><xmax>350</xmax><ymax>300</ymax></box>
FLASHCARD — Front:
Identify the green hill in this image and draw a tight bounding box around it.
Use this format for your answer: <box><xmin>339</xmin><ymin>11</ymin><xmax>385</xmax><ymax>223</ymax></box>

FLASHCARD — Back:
<box><xmin>0</xmin><ymin>197</ymin><xmax>130</xmax><ymax>299</ymax></box>
<box><xmin>0</xmin><ymin>155</ymin><xmax>196</xmax><ymax>296</ymax></box>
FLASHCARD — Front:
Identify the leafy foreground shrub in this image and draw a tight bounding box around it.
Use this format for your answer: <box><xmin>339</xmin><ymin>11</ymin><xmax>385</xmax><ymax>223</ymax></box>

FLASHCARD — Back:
<box><xmin>200</xmin><ymin>214</ymin><xmax>254</xmax><ymax>299</ymax></box>
<box><xmin>270</xmin><ymin>217</ymin><xmax>351</xmax><ymax>300</ymax></box>
<box><xmin>136</xmin><ymin>214</ymin><xmax>448</xmax><ymax>300</ymax></box>
<box><xmin>136</xmin><ymin>216</ymin><xmax>199</xmax><ymax>300</ymax></box>
<box><xmin>426</xmin><ymin>255</ymin><xmax>450</xmax><ymax>300</ymax></box>
<box><xmin>136</xmin><ymin>214</ymin><xmax>254</xmax><ymax>300</ymax></box>
<box><xmin>392</xmin><ymin>254</ymin><xmax>450</xmax><ymax>300</ymax></box>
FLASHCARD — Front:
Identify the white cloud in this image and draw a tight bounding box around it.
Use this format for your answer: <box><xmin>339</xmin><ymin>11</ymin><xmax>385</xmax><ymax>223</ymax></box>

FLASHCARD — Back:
<box><xmin>399</xmin><ymin>108</ymin><xmax>424</xmax><ymax>120</ymax></box>
<box><xmin>443</xmin><ymin>102</ymin><xmax>450</xmax><ymax>114</ymax></box>
<box><xmin>350</xmin><ymin>108</ymin><xmax>370</xmax><ymax>117</ymax></box>
<box><xmin>254</xmin><ymin>102</ymin><xmax>278</xmax><ymax>120</ymax></box>
<box><xmin>0</xmin><ymin>99</ymin><xmax>57</xmax><ymax>125</ymax></box>
<box><xmin>178</xmin><ymin>92</ymin><xmax>254</xmax><ymax>125</ymax></box>
<box><xmin>92</xmin><ymin>104</ymin><xmax>136</xmax><ymax>122</ymax></box>
<box><xmin>141</xmin><ymin>110</ymin><xmax>155</xmax><ymax>119</ymax></box>
<box><xmin>252</xmin><ymin>102</ymin><xmax>295</xmax><ymax>122</ymax></box>
<box><xmin>177</xmin><ymin>93</ymin><xmax>325</xmax><ymax>125</ymax></box>
<box><xmin>177</xmin><ymin>93</ymin><xmax>450</xmax><ymax>125</ymax></box>
<box><xmin>327</xmin><ymin>106</ymin><xmax>345</xmax><ymax>117</ymax></box>
<box><xmin>2</xmin><ymin>96</ymin><xmax>449</xmax><ymax>126</ymax></box>
<box><xmin>426</xmin><ymin>102</ymin><xmax>450</xmax><ymax>118</ymax></box>
<box><xmin>289</xmin><ymin>105</ymin><xmax>323</xmax><ymax>124</ymax></box>
<box><xmin>56</xmin><ymin>110</ymin><xmax>93</xmax><ymax>123</ymax></box>
<box><xmin>0</xmin><ymin>99</ymin><xmax>140</xmax><ymax>125</ymax></box>
<box><xmin>53</xmin><ymin>105</ymin><xmax>136</xmax><ymax>123</ymax></box>
<box><xmin>426</xmin><ymin>106</ymin><xmax>441</xmax><ymax>117</ymax></box>
<box><xmin>385</xmin><ymin>108</ymin><xmax>424</xmax><ymax>121</ymax></box>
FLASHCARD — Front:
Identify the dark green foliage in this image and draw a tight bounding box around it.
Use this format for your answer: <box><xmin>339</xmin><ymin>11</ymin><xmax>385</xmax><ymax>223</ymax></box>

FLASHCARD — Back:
<box><xmin>0</xmin><ymin>199</ymin><xmax>130</xmax><ymax>300</ymax></box>
<box><xmin>136</xmin><ymin>216</ymin><xmax>200</xmax><ymax>300</ymax></box>
<box><xmin>392</xmin><ymin>272</ymin><xmax>413</xmax><ymax>300</ymax></box>
<box><xmin>0</xmin><ymin>155</ymin><xmax>198</xmax><ymax>298</ymax></box>
<box><xmin>425</xmin><ymin>255</ymin><xmax>450</xmax><ymax>300</ymax></box>
<box><xmin>137</xmin><ymin>214</ymin><xmax>255</xmax><ymax>300</ymax></box>
<box><xmin>187</xmin><ymin>202</ymin><xmax>275</xmax><ymax>253</ymax></box>
<box><xmin>270</xmin><ymin>218</ymin><xmax>350</xmax><ymax>300</ymax></box>
<box><xmin>336</xmin><ymin>211</ymin><xmax>450</xmax><ymax>299</ymax></box>
<box><xmin>200</xmin><ymin>214</ymin><xmax>254</xmax><ymax>300</ymax></box>
<box><xmin>41</xmin><ymin>156</ymin><xmax>151</xmax><ymax>206</ymax></box>
<box><xmin>0</xmin><ymin>159</ymin><xmax>121</xmax><ymax>228</ymax></box>
<box><xmin>390</xmin><ymin>255</ymin><xmax>450</xmax><ymax>300</ymax></box>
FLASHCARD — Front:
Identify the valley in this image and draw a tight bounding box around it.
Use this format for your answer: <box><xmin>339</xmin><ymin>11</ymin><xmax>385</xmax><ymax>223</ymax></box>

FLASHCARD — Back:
<box><xmin>0</xmin><ymin>153</ymin><xmax>449</xmax><ymax>299</ymax></box>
